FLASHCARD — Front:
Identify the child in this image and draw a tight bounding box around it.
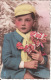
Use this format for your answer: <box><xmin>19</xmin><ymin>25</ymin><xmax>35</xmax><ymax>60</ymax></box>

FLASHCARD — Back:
<box><xmin>1</xmin><ymin>3</ymin><xmax>50</xmax><ymax>79</ymax></box>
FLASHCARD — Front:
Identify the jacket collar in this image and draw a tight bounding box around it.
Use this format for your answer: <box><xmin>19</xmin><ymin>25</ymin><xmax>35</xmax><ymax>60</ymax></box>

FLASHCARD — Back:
<box><xmin>13</xmin><ymin>31</ymin><xmax>23</xmax><ymax>42</ymax></box>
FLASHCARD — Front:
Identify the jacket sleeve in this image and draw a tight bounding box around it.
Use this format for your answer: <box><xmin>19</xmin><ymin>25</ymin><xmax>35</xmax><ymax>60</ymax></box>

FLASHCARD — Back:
<box><xmin>40</xmin><ymin>45</ymin><xmax>48</xmax><ymax>66</ymax></box>
<box><xmin>43</xmin><ymin>55</ymin><xmax>48</xmax><ymax>66</ymax></box>
<box><xmin>2</xmin><ymin>34</ymin><xmax>21</xmax><ymax>70</ymax></box>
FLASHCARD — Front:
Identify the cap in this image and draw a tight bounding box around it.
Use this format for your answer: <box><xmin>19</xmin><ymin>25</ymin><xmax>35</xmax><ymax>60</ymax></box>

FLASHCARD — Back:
<box><xmin>14</xmin><ymin>3</ymin><xmax>36</xmax><ymax>17</ymax></box>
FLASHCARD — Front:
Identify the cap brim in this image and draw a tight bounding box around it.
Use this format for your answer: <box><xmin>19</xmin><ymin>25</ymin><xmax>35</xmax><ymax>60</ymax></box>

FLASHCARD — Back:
<box><xmin>15</xmin><ymin>11</ymin><xmax>33</xmax><ymax>17</ymax></box>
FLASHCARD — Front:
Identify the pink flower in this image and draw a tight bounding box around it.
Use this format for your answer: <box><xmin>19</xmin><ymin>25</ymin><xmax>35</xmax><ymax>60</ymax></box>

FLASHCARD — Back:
<box><xmin>30</xmin><ymin>31</ymin><xmax>36</xmax><ymax>37</ymax></box>
<box><xmin>24</xmin><ymin>44</ymin><xmax>32</xmax><ymax>54</ymax></box>
<box><xmin>16</xmin><ymin>42</ymin><xmax>24</xmax><ymax>50</ymax></box>
<box><xmin>42</xmin><ymin>52</ymin><xmax>47</xmax><ymax>56</ymax></box>
<box><xmin>36</xmin><ymin>32</ymin><xmax>42</xmax><ymax>39</ymax></box>
<box><xmin>24</xmin><ymin>44</ymin><xmax>35</xmax><ymax>54</ymax></box>
<box><xmin>41</xmin><ymin>38</ymin><xmax>46</xmax><ymax>43</ymax></box>
<box><xmin>16</xmin><ymin>31</ymin><xmax>47</xmax><ymax>56</ymax></box>
<box><xmin>24</xmin><ymin>45</ymin><xmax>29</xmax><ymax>52</ymax></box>
<box><xmin>40</xmin><ymin>43</ymin><xmax>44</xmax><ymax>48</ymax></box>
<box><xmin>17</xmin><ymin>46</ymin><xmax>24</xmax><ymax>50</ymax></box>
<box><xmin>26</xmin><ymin>48</ymin><xmax>32</xmax><ymax>54</ymax></box>
<box><xmin>43</xmin><ymin>34</ymin><xmax>47</xmax><ymax>37</ymax></box>
<box><xmin>16</xmin><ymin>42</ymin><xmax>22</xmax><ymax>47</ymax></box>
<box><xmin>31</xmin><ymin>44</ymin><xmax>35</xmax><ymax>52</ymax></box>
<box><xmin>40</xmin><ymin>33</ymin><xmax>47</xmax><ymax>39</ymax></box>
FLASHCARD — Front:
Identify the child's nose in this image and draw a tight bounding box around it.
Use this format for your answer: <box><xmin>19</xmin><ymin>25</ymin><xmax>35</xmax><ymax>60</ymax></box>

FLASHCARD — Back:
<box><xmin>22</xmin><ymin>20</ymin><xmax>26</xmax><ymax>26</ymax></box>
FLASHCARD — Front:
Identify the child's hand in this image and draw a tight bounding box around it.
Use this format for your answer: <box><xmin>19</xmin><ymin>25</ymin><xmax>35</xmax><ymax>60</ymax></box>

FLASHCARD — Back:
<box><xmin>30</xmin><ymin>50</ymin><xmax>44</xmax><ymax>63</ymax></box>
<box><xmin>24</xmin><ymin>60</ymin><xmax>38</xmax><ymax>69</ymax></box>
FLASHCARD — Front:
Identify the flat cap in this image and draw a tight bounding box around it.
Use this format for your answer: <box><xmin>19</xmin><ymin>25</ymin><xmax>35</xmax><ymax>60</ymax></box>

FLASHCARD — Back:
<box><xmin>14</xmin><ymin>3</ymin><xmax>36</xmax><ymax>17</ymax></box>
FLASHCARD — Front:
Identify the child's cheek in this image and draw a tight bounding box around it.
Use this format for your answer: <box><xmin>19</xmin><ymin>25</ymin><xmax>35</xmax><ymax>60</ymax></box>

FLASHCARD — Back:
<box><xmin>27</xmin><ymin>22</ymin><xmax>33</xmax><ymax>26</ymax></box>
<box><xmin>15</xmin><ymin>21</ymin><xmax>21</xmax><ymax>26</ymax></box>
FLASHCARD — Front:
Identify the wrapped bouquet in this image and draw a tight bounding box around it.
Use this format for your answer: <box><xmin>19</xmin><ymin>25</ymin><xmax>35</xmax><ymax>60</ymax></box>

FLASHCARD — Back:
<box><xmin>16</xmin><ymin>31</ymin><xmax>47</xmax><ymax>56</ymax></box>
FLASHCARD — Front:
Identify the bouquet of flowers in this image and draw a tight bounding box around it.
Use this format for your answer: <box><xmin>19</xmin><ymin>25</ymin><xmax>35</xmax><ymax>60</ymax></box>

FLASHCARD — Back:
<box><xmin>16</xmin><ymin>31</ymin><xmax>47</xmax><ymax>56</ymax></box>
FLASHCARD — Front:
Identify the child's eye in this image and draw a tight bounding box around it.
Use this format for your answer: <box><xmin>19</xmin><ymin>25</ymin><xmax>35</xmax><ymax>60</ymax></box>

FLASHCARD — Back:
<box><xmin>25</xmin><ymin>19</ymin><xmax>31</xmax><ymax>21</ymax></box>
<box><xmin>18</xmin><ymin>19</ymin><xmax>22</xmax><ymax>21</ymax></box>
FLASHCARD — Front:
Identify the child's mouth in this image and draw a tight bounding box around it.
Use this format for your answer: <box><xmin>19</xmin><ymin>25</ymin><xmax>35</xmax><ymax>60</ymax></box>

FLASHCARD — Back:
<box><xmin>21</xmin><ymin>27</ymin><xmax>26</xmax><ymax>30</ymax></box>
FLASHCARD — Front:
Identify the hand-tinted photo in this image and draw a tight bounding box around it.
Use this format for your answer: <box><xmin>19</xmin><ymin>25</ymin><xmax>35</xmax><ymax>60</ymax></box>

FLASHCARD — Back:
<box><xmin>0</xmin><ymin>0</ymin><xmax>50</xmax><ymax>79</ymax></box>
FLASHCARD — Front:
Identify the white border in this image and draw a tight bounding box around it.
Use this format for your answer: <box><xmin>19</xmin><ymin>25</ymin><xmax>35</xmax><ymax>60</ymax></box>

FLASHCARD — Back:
<box><xmin>0</xmin><ymin>0</ymin><xmax>51</xmax><ymax>80</ymax></box>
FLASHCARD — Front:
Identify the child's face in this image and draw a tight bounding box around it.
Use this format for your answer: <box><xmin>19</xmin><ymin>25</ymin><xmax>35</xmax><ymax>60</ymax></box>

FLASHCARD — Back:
<box><xmin>15</xmin><ymin>14</ymin><xmax>35</xmax><ymax>34</ymax></box>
